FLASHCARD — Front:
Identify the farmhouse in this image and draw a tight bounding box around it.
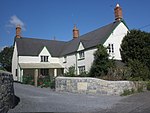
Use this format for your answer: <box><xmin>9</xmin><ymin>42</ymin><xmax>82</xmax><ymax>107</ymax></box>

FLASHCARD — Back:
<box><xmin>12</xmin><ymin>4</ymin><xmax>129</xmax><ymax>83</ymax></box>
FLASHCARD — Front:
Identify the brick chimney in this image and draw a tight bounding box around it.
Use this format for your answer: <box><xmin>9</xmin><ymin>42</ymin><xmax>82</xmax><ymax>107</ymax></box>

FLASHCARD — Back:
<box><xmin>16</xmin><ymin>25</ymin><xmax>21</xmax><ymax>38</ymax></box>
<box><xmin>73</xmin><ymin>25</ymin><xmax>79</xmax><ymax>39</ymax></box>
<box><xmin>114</xmin><ymin>4</ymin><xmax>123</xmax><ymax>21</ymax></box>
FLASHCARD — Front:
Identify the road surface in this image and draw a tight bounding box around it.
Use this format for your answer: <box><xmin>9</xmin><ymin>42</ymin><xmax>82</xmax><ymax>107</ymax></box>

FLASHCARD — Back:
<box><xmin>8</xmin><ymin>83</ymin><xmax>150</xmax><ymax>113</ymax></box>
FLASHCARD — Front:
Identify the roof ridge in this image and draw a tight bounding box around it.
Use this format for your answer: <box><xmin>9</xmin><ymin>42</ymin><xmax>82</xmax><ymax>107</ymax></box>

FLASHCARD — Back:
<box><xmin>19</xmin><ymin>37</ymin><xmax>67</xmax><ymax>43</ymax></box>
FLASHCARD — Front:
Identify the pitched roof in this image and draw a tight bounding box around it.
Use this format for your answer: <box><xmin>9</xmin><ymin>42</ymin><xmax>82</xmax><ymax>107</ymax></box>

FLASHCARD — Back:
<box><xmin>16</xmin><ymin>38</ymin><xmax>66</xmax><ymax>57</ymax></box>
<box><xmin>16</xmin><ymin>20</ymin><xmax>125</xmax><ymax>57</ymax></box>
<box><xmin>61</xmin><ymin>21</ymin><xmax>121</xmax><ymax>55</ymax></box>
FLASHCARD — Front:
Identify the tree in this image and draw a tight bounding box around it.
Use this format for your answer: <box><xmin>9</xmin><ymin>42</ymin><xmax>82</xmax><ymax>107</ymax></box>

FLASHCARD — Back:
<box><xmin>64</xmin><ymin>66</ymin><xmax>75</xmax><ymax>77</ymax></box>
<box><xmin>120</xmin><ymin>30</ymin><xmax>150</xmax><ymax>68</ymax></box>
<box><xmin>89</xmin><ymin>44</ymin><xmax>115</xmax><ymax>77</ymax></box>
<box><xmin>120</xmin><ymin>30</ymin><xmax>150</xmax><ymax>80</ymax></box>
<box><xmin>0</xmin><ymin>46</ymin><xmax>13</xmax><ymax>72</ymax></box>
<box><xmin>127</xmin><ymin>59</ymin><xmax>150</xmax><ymax>81</ymax></box>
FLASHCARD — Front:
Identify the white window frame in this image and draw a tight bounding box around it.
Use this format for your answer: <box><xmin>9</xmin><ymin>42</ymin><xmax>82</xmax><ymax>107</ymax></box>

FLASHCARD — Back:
<box><xmin>41</xmin><ymin>56</ymin><xmax>49</xmax><ymax>62</ymax></box>
<box><xmin>78</xmin><ymin>51</ymin><xmax>85</xmax><ymax>60</ymax></box>
<box><xmin>78</xmin><ymin>66</ymin><xmax>85</xmax><ymax>74</ymax></box>
<box><xmin>108</xmin><ymin>44</ymin><xmax>114</xmax><ymax>54</ymax></box>
<box><xmin>63</xmin><ymin>56</ymin><xmax>67</xmax><ymax>63</ymax></box>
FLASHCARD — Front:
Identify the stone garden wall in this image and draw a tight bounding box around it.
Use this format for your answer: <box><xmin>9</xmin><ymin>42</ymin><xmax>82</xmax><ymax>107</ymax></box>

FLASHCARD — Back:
<box><xmin>56</xmin><ymin>77</ymin><xmax>146</xmax><ymax>95</ymax></box>
<box><xmin>0</xmin><ymin>70</ymin><xmax>15</xmax><ymax>113</ymax></box>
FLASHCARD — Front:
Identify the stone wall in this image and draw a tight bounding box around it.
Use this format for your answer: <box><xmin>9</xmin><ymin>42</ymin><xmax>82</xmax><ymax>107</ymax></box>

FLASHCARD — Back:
<box><xmin>56</xmin><ymin>77</ymin><xmax>146</xmax><ymax>95</ymax></box>
<box><xmin>0</xmin><ymin>70</ymin><xmax>15</xmax><ymax>113</ymax></box>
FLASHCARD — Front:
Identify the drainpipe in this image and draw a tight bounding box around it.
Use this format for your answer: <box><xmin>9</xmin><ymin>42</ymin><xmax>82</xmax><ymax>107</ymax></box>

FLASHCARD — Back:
<box><xmin>75</xmin><ymin>53</ymin><xmax>78</xmax><ymax>75</ymax></box>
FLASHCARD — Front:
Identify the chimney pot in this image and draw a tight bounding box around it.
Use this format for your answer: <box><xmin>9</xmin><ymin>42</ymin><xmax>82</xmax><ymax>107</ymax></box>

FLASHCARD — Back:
<box><xmin>114</xmin><ymin>3</ymin><xmax>123</xmax><ymax>21</ymax></box>
<box><xmin>16</xmin><ymin>24</ymin><xmax>21</xmax><ymax>38</ymax></box>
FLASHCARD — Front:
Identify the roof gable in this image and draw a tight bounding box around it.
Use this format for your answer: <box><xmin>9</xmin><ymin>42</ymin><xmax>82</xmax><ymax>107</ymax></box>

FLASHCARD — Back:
<box><xmin>77</xmin><ymin>42</ymin><xmax>84</xmax><ymax>51</ymax></box>
<box><xmin>39</xmin><ymin>46</ymin><xmax>51</xmax><ymax>56</ymax></box>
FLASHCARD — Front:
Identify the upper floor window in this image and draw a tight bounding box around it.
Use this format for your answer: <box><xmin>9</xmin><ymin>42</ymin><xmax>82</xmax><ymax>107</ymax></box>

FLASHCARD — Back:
<box><xmin>63</xmin><ymin>56</ymin><xmax>67</xmax><ymax>63</ymax></box>
<box><xmin>108</xmin><ymin>44</ymin><xmax>114</xmax><ymax>53</ymax></box>
<box><xmin>78</xmin><ymin>51</ymin><xmax>85</xmax><ymax>60</ymax></box>
<box><xmin>41</xmin><ymin>56</ymin><xmax>49</xmax><ymax>62</ymax></box>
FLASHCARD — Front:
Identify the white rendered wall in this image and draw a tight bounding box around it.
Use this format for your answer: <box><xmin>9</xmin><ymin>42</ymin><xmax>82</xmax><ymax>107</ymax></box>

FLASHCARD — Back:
<box><xmin>60</xmin><ymin>54</ymin><xmax>76</xmax><ymax>73</ymax></box>
<box><xmin>19</xmin><ymin>46</ymin><xmax>60</xmax><ymax>63</ymax></box>
<box><xmin>12</xmin><ymin>43</ymin><xmax>18</xmax><ymax>81</ymax></box>
<box><xmin>104</xmin><ymin>22</ymin><xmax>128</xmax><ymax>60</ymax></box>
<box><xmin>84</xmin><ymin>48</ymin><xmax>97</xmax><ymax>72</ymax></box>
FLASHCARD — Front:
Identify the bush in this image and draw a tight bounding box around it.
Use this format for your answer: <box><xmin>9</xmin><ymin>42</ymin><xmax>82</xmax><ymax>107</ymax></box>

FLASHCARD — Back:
<box><xmin>127</xmin><ymin>59</ymin><xmax>150</xmax><ymax>81</ymax></box>
<box><xmin>64</xmin><ymin>66</ymin><xmax>76</xmax><ymax>77</ymax></box>
<box><xmin>79</xmin><ymin>71</ymin><xmax>89</xmax><ymax>77</ymax></box>
<box><xmin>146</xmin><ymin>81</ymin><xmax>150</xmax><ymax>91</ymax></box>
<box><xmin>38</xmin><ymin>76</ymin><xmax>56</xmax><ymax>88</ymax></box>
<box><xmin>89</xmin><ymin>44</ymin><xmax>115</xmax><ymax>77</ymax></box>
<box><xmin>120</xmin><ymin>88</ymin><xmax>135</xmax><ymax>96</ymax></box>
<box><xmin>22</xmin><ymin>75</ymin><xmax>34</xmax><ymax>85</ymax></box>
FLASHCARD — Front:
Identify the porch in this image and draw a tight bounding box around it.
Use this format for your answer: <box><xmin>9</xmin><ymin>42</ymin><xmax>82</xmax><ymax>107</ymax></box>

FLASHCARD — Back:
<box><xmin>19</xmin><ymin>63</ymin><xmax>64</xmax><ymax>86</ymax></box>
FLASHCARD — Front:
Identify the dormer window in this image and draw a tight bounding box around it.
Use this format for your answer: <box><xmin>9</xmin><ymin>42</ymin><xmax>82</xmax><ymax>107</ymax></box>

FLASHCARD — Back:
<box><xmin>41</xmin><ymin>56</ymin><xmax>49</xmax><ymax>62</ymax></box>
<box><xmin>78</xmin><ymin>51</ymin><xmax>85</xmax><ymax>60</ymax></box>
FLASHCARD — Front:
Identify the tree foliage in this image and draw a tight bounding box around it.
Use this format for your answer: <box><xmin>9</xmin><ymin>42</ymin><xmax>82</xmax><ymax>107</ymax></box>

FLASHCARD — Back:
<box><xmin>120</xmin><ymin>30</ymin><xmax>150</xmax><ymax>80</ymax></box>
<box><xmin>64</xmin><ymin>66</ymin><xmax>76</xmax><ymax>77</ymax></box>
<box><xmin>90</xmin><ymin>44</ymin><xmax>115</xmax><ymax>77</ymax></box>
<box><xmin>127</xmin><ymin>59</ymin><xmax>150</xmax><ymax>81</ymax></box>
<box><xmin>120</xmin><ymin>30</ymin><xmax>150</xmax><ymax>68</ymax></box>
<box><xmin>0</xmin><ymin>46</ymin><xmax>13</xmax><ymax>72</ymax></box>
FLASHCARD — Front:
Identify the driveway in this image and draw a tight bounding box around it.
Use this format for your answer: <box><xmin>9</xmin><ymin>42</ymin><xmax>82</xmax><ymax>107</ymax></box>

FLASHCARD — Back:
<box><xmin>8</xmin><ymin>83</ymin><xmax>150</xmax><ymax>113</ymax></box>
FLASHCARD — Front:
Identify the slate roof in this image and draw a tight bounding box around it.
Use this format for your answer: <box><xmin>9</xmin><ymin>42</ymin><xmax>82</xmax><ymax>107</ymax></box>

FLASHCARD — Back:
<box><xmin>16</xmin><ymin>38</ymin><xmax>66</xmax><ymax>57</ymax></box>
<box><xmin>16</xmin><ymin>20</ymin><xmax>125</xmax><ymax>57</ymax></box>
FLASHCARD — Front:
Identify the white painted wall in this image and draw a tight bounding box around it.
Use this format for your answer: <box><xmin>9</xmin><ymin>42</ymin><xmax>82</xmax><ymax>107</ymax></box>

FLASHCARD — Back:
<box><xmin>104</xmin><ymin>22</ymin><xmax>128</xmax><ymax>60</ymax></box>
<box><xmin>84</xmin><ymin>48</ymin><xmax>97</xmax><ymax>72</ymax></box>
<box><xmin>19</xmin><ymin>46</ymin><xmax>60</xmax><ymax>63</ymax></box>
<box><xmin>60</xmin><ymin>54</ymin><xmax>76</xmax><ymax>73</ymax></box>
<box><xmin>12</xmin><ymin>43</ymin><xmax>18</xmax><ymax>81</ymax></box>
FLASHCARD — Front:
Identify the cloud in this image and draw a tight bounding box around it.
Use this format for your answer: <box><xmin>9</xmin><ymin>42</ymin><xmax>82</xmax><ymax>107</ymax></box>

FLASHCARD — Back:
<box><xmin>6</xmin><ymin>15</ymin><xmax>26</xmax><ymax>31</ymax></box>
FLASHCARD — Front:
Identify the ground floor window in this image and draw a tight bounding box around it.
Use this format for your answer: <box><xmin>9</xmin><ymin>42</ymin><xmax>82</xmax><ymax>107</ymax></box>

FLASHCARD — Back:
<box><xmin>40</xmin><ymin>69</ymin><xmax>49</xmax><ymax>76</ymax></box>
<box><xmin>78</xmin><ymin>66</ymin><xmax>85</xmax><ymax>74</ymax></box>
<box><xmin>16</xmin><ymin>69</ymin><xmax>18</xmax><ymax>76</ymax></box>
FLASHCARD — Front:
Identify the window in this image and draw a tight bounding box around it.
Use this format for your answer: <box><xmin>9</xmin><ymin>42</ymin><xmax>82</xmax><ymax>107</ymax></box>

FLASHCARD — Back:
<box><xmin>40</xmin><ymin>69</ymin><xmax>49</xmax><ymax>76</ymax></box>
<box><xmin>41</xmin><ymin>56</ymin><xmax>49</xmax><ymax>62</ymax></box>
<box><xmin>16</xmin><ymin>69</ymin><xmax>18</xmax><ymax>76</ymax></box>
<box><xmin>108</xmin><ymin>44</ymin><xmax>114</xmax><ymax>53</ymax></box>
<box><xmin>63</xmin><ymin>56</ymin><xmax>67</xmax><ymax>63</ymax></box>
<box><xmin>78</xmin><ymin>66</ymin><xmax>85</xmax><ymax>74</ymax></box>
<box><xmin>78</xmin><ymin>51</ymin><xmax>85</xmax><ymax>60</ymax></box>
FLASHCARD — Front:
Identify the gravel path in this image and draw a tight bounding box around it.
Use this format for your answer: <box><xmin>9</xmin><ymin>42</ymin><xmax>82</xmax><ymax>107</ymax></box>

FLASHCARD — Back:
<box><xmin>8</xmin><ymin>83</ymin><xmax>123</xmax><ymax>112</ymax></box>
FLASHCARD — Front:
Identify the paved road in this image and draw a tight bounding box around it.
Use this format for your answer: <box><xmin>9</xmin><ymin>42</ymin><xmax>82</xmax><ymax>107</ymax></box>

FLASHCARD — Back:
<box><xmin>8</xmin><ymin>83</ymin><xmax>123</xmax><ymax>112</ymax></box>
<box><xmin>8</xmin><ymin>83</ymin><xmax>150</xmax><ymax>113</ymax></box>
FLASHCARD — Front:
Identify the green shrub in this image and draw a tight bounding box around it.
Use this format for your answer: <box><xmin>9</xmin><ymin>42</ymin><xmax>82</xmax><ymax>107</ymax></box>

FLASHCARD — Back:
<box><xmin>38</xmin><ymin>76</ymin><xmax>56</xmax><ymax>88</ymax></box>
<box><xmin>22</xmin><ymin>75</ymin><xmax>34</xmax><ymax>85</ymax></box>
<box><xmin>64</xmin><ymin>66</ymin><xmax>76</xmax><ymax>77</ymax></box>
<box><xmin>137</xmin><ymin>86</ymin><xmax>143</xmax><ymax>93</ymax></box>
<box><xmin>120</xmin><ymin>88</ymin><xmax>135</xmax><ymax>96</ymax></box>
<box><xmin>146</xmin><ymin>81</ymin><xmax>150</xmax><ymax>91</ymax></box>
<box><xmin>127</xmin><ymin>59</ymin><xmax>150</xmax><ymax>81</ymax></box>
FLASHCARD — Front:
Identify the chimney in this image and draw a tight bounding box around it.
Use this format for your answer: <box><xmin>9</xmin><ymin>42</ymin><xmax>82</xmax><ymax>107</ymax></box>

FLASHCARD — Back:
<box><xmin>16</xmin><ymin>25</ymin><xmax>21</xmax><ymax>38</ymax></box>
<box><xmin>73</xmin><ymin>25</ymin><xmax>79</xmax><ymax>39</ymax></box>
<box><xmin>114</xmin><ymin>4</ymin><xmax>123</xmax><ymax>21</ymax></box>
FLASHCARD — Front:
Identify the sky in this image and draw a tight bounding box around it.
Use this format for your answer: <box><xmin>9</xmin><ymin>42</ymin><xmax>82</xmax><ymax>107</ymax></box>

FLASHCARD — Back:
<box><xmin>0</xmin><ymin>0</ymin><xmax>150</xmax><ymax>50</ymax></box>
